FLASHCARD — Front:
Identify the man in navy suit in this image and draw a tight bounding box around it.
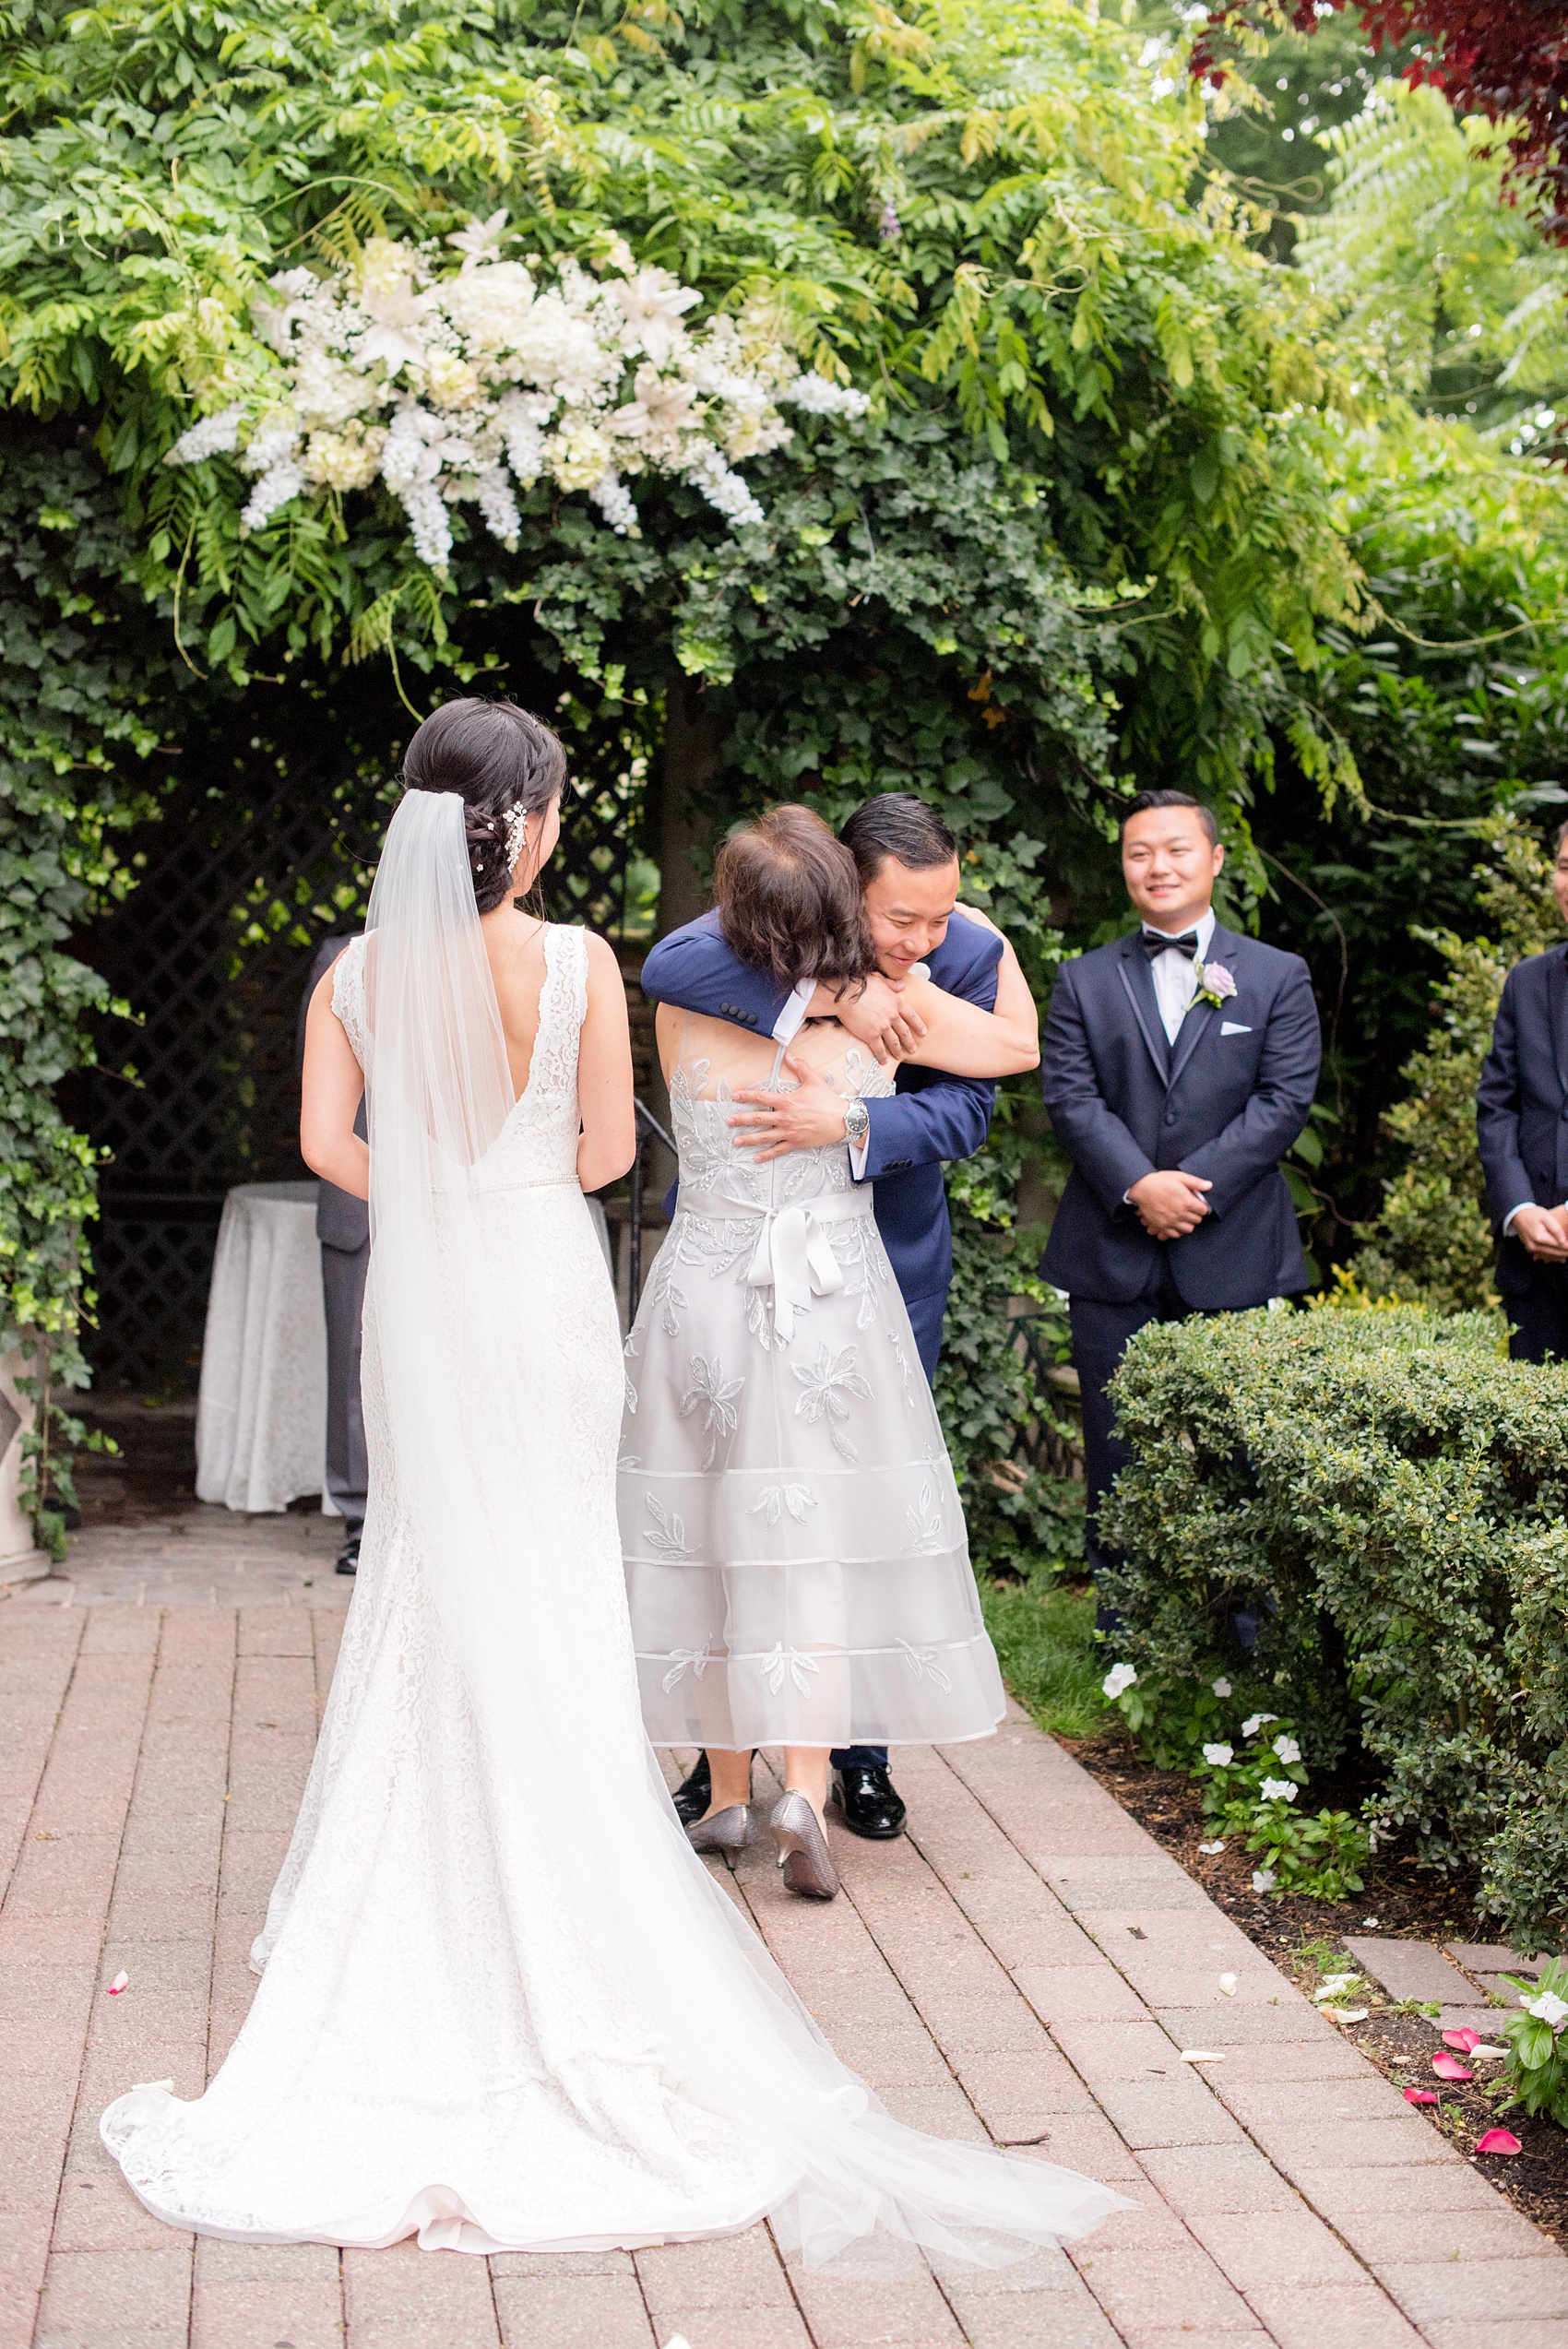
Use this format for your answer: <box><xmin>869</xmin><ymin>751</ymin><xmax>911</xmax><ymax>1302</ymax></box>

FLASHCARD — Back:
<box><xmin>1476</xmin><ymin>821</ymin><xmax>1568</xmax><ymax>1359</ymax></box>
<box><xmin>639</xmin><ymin>793</ymin><xmax>1009</xmax><ymax>1840</ymax></box>
<box><xmin>1040</xmin><ymin>791</ymin><xmax>1321</xmax><ymax>1608</ymax></box>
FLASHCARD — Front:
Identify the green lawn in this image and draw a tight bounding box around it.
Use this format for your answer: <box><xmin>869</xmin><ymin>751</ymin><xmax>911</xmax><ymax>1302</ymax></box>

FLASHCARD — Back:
<box><xmin>978</xmin><ymin>1572</ymin><xmax>1107</xmax><ymax>1740</ymax></box>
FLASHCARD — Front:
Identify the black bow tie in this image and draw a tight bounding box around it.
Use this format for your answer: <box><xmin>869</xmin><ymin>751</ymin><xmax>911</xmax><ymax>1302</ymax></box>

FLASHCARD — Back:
<box><xmin>1140</xmin><ymin>927</ymin><xmax>1201</xmax><ymax>962</ymax></box>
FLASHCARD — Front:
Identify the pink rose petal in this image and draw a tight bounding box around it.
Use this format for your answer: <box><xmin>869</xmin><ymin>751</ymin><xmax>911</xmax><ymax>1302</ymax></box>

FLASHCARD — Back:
<box><xmin>106</xmin><ymin>1971</ymin><xmax>127</xmax><ymax>1996</ymax></box>
<box><xmin>1404</xmin><ymin>2087</ymin><xmax>1439</xmax><ymax>2104</ymax></box>
<box><xmin>1431</xmin><ymin>2052</ymin><xmax>1472</xmax><ymax>2081</ymax></box>
<box><xmin>1443</xmin><ymin>2029</ymin><xmax>1481</xmax><ymax>2052</ymax></box>
<box><xmin>1476</xmin><ymin>2128</ymin><xmax>1522</xmax><ymax>2156</ymax></box>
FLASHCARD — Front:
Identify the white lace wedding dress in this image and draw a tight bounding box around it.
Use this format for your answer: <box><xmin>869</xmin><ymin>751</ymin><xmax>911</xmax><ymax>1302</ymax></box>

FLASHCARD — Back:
<box><xmin>625</xmin><ymin>1018</ymin><xmax>1006</xmax><ymax>1750</ymax></box>
<box><xmin>100</xmin><ymin>798</ymin><xmax>1123</xmax><ymax>2263</ymax></box>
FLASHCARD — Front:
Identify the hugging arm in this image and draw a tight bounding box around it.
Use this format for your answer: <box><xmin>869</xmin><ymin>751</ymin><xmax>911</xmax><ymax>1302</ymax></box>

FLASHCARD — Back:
<box><xmin>637</xmin><ymin>922</ymin><xmax>790</xmax><ymax>1038</ymax></box>
<box><xmin>897</xmin><ymin>936</ymin><xmax>1039</xmax><ymax>1078</ymax></box>
<box><xmin>301</xmin><ymin>969</ymin><xmax>370</xmax><ymax>1202</ymax></box>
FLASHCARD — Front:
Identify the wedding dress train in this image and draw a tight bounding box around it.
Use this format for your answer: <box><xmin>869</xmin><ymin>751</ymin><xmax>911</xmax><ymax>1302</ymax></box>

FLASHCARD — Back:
<box><xmin>101</xmin><ymin>794</ymin><xmax>1124</xmax><ymax>2263</ymax></box>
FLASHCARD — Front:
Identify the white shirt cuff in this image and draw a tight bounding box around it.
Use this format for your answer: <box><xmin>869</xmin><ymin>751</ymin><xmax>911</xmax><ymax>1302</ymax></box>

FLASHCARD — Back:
<box><xmin>1504</xmin><ymin>1202</ymin><xmax>1535</xmax><ymax>1236</ymax></box>
<box><xmin>772</xmin><ymin>981</ymin><xmax>814</xmax><ymax>1046</ymax></box>
<box><xmin>849</xmin><ymin>1133</ymin><xmax>870</xmax><ymax>1182</ymax></box>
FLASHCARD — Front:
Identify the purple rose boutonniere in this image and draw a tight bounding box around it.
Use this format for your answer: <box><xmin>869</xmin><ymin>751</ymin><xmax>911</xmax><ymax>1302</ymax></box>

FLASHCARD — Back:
<box><xmin>1194</xmin><ymin>960</ymin><xmax>1236</xmax><ymax>1011</ymax></box>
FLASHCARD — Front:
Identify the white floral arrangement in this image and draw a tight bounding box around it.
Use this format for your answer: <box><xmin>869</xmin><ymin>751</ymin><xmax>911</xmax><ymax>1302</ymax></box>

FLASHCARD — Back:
<box><xmin>165</xmin><ymin>213</ymin><xmax>869</xmax><ymax>568</ymax></box>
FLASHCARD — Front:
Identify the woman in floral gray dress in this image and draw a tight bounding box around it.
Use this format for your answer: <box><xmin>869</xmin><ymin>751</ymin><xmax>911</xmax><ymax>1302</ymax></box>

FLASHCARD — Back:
<box><xmin>621</xmin><ymin>807</ymin><xmax>1038</xmax><ymax>1897</ymax></box>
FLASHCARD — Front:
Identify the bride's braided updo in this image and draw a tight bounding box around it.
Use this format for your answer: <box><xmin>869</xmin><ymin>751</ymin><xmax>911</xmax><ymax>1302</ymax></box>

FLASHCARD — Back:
<box><xmin>401</xmin><ymin>697</ymin><xmax>568</xmax><ymax>912</ymax></box>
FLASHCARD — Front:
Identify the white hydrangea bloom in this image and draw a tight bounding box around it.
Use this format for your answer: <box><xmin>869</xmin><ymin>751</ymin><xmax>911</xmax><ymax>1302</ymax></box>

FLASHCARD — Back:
<box><xmin>167</xmin><ymin>213</ymin><xmax>861</xmax><ymax>562</ymax></box>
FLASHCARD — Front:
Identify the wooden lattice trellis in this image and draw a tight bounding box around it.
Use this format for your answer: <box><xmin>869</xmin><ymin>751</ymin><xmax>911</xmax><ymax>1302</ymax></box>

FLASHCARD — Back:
<box><xmin>79</xmin><ymin>718</ymin><xmax>639</xmax><ymax>1390</ymax></box>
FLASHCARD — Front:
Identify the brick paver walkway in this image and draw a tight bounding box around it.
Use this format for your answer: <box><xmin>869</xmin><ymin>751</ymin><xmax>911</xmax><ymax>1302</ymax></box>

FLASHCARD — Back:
<box><xmin>4</xmin><ymin>1518</ymin><xmax>1565</xmax><ymax>2349</ymax></box>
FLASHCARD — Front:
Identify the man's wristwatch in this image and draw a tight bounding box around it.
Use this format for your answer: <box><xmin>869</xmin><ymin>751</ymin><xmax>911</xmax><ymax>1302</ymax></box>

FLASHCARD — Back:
<box><xmin>843</xmin><ymin>1099</ymin><xmax>871</xmax><ymax>1151</ymax></box>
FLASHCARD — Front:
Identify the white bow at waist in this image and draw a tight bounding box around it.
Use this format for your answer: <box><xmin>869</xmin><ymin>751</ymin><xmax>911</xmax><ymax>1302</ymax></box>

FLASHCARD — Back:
<box><xmin>679</xmin><ymin>1186</ymin><xmax>874</xmax><ymax>1344</ymax></box>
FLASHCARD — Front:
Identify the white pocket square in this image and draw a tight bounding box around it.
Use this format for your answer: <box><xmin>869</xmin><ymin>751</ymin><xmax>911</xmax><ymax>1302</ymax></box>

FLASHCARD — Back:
<box><xmin>1219</xmin><ymin>1021</ymin><xmax>1252</xmax><ymax>1036</ymax></box>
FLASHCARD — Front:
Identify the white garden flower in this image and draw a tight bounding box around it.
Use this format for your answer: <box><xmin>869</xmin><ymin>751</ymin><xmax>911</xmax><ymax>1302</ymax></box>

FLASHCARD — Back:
<box><xmin>1201</xmin><ymin>1742</ymin><xmax>1233</xmax><ymax>1768</ymax></box>
<box><xmin>588</xmin><ymin>473</ymin><xmax>640</xmax><ymax>535</ymax></box>
<box><xmin>1251</xmin><ymin>1868</ymin><xmax>1277</xmax><ymax>1892</ymax></box>
<box><xmin>1272</xmin><ymin>1734</ymin><xmax>1302</xmax><ymax>1765</ymax></box>
<box><xmin>1101</xmin><ymin>1663</ymin><xmax>1137</xmax><ymax>1700</ymax></box>
<box><xmin>166</xmin><ymin>219</ymin><xmax>851</xmax><ymax>561</ymax></box>
<box><xmin>166</xmin><ymin>402</ymin><xmax>245</xmax><ymax>464</ymax></box>
<box><xmin>1241</xmin><ymin>1713</ymin><xmax>1279</xmax><ymax>1738</ymax></box>
<box><xmin>1258</xmin><ymin>1777</ymin><xmax>1299</xmax><ymax>1804</ymax></box>
<box><xmin>1524</xmin><ymin>1989</ymin><xmax>1568</xmax><ymax>2029</ymax></box>
<box><xmin>611</xmin><ymin>266</ymin><xmax>701</xmax><ymax>368</ymax></box>
<box><xmin>778</xmin><ymin>371</ymin><xmax>872</xmax><ymax>419</ymax></box>
<box><xmin>1211</xmin><ymin>1677</ymin><xmax>1232</xmax><ymax>1698</ymax></box>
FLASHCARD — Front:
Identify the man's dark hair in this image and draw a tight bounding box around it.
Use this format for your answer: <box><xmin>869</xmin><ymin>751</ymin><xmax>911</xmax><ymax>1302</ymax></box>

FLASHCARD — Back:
<box><xmin>1555</xmin><ymin>814</ymin><xmax>1568</xmax><ymax>853</ymax></box>
<box><xmin>1120</xmin><ymin>789</ymin><xmax>1219</xmax><ymax>848</ymax></box>
<box><xmin>838</xmin><ymin>793</ymin><xmax>958</xmax><ymax>884</ymax></box>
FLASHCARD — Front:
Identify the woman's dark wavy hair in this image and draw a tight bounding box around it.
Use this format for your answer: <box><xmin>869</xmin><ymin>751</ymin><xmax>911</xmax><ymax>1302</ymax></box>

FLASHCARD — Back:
<box><xmin>713</xmin><ymin>805</ymin><xmax>874</xmax><ymax>990</ymax></box>
<box><xmin>401</xmin><ymin>697</ymin><xmax>568</xmax><ymax>912</ymax></box>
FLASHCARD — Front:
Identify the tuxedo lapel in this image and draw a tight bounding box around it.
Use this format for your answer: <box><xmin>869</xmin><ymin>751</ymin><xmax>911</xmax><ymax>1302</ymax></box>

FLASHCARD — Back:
<box><xmin>1116</xmin><ymin>940</ymin><xmax>1170</xmax><ymax>1084</ymax></box>
<box><xmin>1167</xmin><ymin>923</ymin><xmax>1240</xmax><ymax>1090</ymax></box>
<box><xmin>1550</xmin><ymin>943</ymin><xmax>1568</xmax><ymax>1103</ymax></box>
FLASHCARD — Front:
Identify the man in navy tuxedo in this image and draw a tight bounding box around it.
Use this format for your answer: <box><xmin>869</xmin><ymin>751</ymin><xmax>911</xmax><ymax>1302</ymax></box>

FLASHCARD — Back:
<box><xmin>1039</xmin><ymin>791</ymin><xmax>1321</xmax><ymax>1606</ymax></box>
<box><xmin>1476</xmin><ymin>821</ymin><xmax>1568</xmax><ymax>1359</ymax></box>
<box><xmin>638</xmin><ymin>793</ymin><xmax>1010</xmax><ymax>1841</ymax></box>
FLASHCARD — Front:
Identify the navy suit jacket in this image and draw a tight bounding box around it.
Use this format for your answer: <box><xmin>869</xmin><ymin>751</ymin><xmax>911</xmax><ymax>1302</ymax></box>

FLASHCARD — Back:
<box><xmin>1039</xmin><ymin>924</ymin><xmax>1320</xmax><ymax>1310</ymax></box>
<box><xmin>637</xmin><ymin>908</ymin><xmax>1004</xmax><ymax>1309</ymax></box>
<box><xmin>1476</xmin><ymin>942</ymin><xmax>1568</xmax><ymax>1299</ymax></box>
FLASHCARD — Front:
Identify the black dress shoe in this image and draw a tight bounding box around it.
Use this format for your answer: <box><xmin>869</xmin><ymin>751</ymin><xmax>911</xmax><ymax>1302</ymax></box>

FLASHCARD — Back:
<box><xmin>832</xmin><ymin>1765</ymin><xmax>907</xmax><ymax>1840</ymax></box>
<box><xmin>335</xmin><ymin>1531</ymin><xmax>361</xmax><ymax>1577</ymax></box>
<box><xmin>671</xmin><ymin>1752</ymin><xmax>711</xmax><ymax>1825</ymax></box>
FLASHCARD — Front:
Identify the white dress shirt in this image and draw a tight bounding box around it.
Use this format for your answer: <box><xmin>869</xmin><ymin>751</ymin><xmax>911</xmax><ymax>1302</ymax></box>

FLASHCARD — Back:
<box><xmin>1146</xmin><ymin>906</ymin><xmax>1216</xmax><ymax>1045</ymax></box>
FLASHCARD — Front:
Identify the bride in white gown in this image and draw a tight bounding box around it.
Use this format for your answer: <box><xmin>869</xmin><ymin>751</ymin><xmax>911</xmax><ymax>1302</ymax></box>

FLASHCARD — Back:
<box><xmin>101</xmin><ymin>697</ymin><xmax>1125</xmax><ymax>2263</ymax></box>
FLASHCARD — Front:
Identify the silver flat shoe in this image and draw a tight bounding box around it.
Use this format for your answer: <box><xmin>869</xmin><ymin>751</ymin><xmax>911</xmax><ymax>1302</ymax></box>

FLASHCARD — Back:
<box><xmin>685</xmin><ymin>1803</ymin><xmax>752</xmax><ymax>1860</ymax></box>
<box><xmin>769</xmin><ymin>1791</ymin><xmax>839</xmax><ymax>1900</ymax></box>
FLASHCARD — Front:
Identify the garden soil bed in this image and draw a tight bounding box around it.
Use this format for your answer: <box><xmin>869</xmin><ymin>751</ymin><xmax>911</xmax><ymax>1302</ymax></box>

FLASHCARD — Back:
<box><xmin>1060</xmin><ymin>1730</ymin><xmax>1568</xmax><ymax>2248</ymax></box>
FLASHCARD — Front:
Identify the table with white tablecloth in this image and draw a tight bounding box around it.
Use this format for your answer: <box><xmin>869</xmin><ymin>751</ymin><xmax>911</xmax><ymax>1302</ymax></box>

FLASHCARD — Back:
<box><xmin>196</xmin><ymin>1182</ymin><xmax>332</xmax><ymax>1514</ymax></box>
<box><xmin>196</xmin><ymin>1180</ymin><xmax>616</xmax><ymax>1514</ymax></box>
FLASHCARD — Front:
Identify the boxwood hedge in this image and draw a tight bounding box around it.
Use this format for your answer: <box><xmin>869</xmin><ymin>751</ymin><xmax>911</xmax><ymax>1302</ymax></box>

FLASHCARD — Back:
<box><xmin>1098</xmin><ymin>1304</ymin><xmax>1568</xmax><ymax>1950</ymax></box>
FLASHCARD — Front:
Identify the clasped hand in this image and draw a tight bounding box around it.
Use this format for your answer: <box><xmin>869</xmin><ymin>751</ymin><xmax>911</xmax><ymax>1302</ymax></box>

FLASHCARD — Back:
<box><xmin>1128</xmin><ymin>1169</ymin><xmax>1212</xmax><ymax>1240</ymax></box>
<box><xmin>1514</xmin><ymin>1203</ymin><xmax>1568</xmax><ymax>1263</ymax></box>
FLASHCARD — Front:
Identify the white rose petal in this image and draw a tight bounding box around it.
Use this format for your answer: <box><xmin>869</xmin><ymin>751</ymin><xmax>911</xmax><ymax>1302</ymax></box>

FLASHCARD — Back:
<box><xmin>1197</xmin><ymin>1839</ymin><xmax>1226</xmax><ymax>1855</ymax></box>
<box><xmin>1218</xmin><ymin>1973</ymin><xmax>1237</xmax><ymax>1996</ymax></box>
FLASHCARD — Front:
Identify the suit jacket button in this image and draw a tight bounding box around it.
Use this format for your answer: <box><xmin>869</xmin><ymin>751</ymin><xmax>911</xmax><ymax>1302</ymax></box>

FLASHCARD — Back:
<box><xmin>1164</xmin><ymin>1110</ymin><xmax>1177</xmax><ymax>1126</ymax></box>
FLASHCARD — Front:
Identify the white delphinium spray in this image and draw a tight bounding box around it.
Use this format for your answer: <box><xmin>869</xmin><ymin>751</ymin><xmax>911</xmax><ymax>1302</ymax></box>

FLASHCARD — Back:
<box><xmin>165</xmin><ymin>214</ymin><xmax>869</xmax><ymax>566</ymax></box>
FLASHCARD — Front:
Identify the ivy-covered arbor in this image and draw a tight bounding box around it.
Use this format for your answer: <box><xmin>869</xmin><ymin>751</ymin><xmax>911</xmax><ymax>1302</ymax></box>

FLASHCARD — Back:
<box><xmin>0</xmin><ymin>0</ymin><xmax>1372</xmax><ymax>1529</ymax></box>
